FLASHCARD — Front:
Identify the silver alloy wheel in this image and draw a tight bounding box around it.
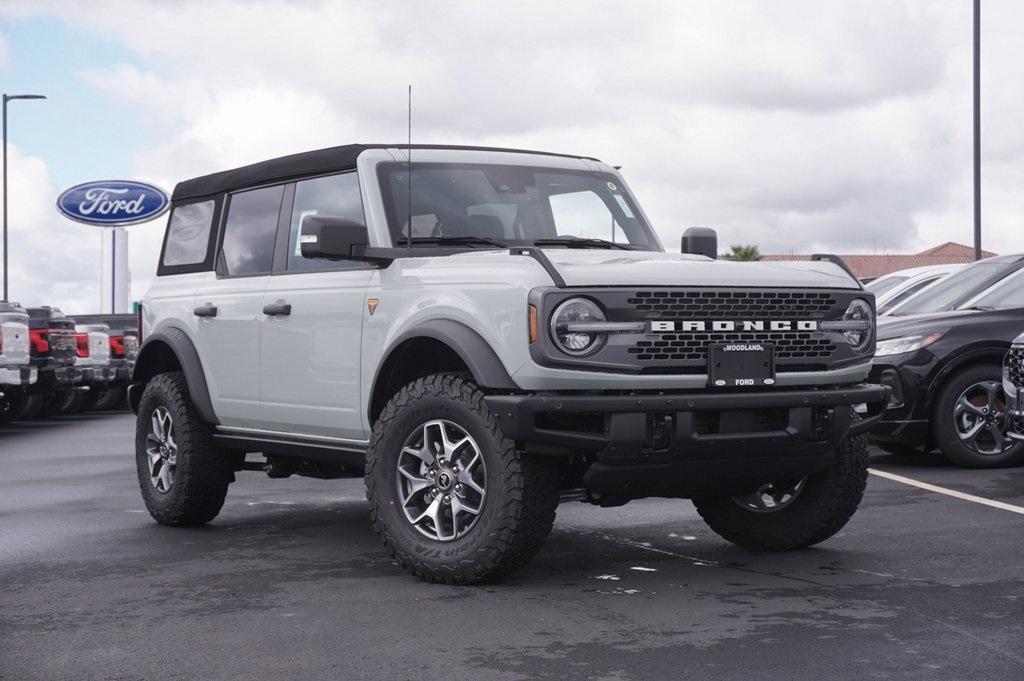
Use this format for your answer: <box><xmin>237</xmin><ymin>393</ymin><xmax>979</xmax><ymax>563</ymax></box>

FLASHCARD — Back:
<box><xmin>733</xmin><ymin>478</ymin><xmax>807</xmax><ymax>513</ymax></box>
<box><xmin>954</xmin><ymin>380</ymin><xmax>1012</xmax><ymax>456</ymax></box>
<box><xmin>146</xmin><ymin>406</ymin><xmax>177</xmax><ymax>494</ymax></box>
<box><xmin>396</xmin><ymin>419</ymin><xmax>486</xmax><ymax>541</ymax></box>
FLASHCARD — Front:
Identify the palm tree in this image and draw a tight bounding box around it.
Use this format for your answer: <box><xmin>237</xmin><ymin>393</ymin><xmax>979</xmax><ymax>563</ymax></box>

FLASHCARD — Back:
<box><xmin>722</xmin><ymin>244</ymin><xmax>761</xmax><ymax>261</ymax></box>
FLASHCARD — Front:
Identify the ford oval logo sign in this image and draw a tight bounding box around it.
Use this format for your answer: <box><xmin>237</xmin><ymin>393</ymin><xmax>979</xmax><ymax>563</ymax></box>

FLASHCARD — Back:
<box><xmin>56</xmin><ymin>180</ymin><xmax>170</xmax><ymax>227</ymax></box>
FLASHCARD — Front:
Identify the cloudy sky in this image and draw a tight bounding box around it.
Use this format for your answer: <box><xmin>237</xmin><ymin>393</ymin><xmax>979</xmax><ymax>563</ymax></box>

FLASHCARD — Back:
<box><xmin>0</xmin><ymin>0</ymin><xmax>1021</xmax><ymax>312</ymax></box>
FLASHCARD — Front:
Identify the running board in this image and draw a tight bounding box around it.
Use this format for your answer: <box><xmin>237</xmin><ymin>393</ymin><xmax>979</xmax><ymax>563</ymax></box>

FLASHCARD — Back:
<box><xmin>213</xmin><ymin>429</ymin><xmax>368</xmax><ymax>470</ymax></box>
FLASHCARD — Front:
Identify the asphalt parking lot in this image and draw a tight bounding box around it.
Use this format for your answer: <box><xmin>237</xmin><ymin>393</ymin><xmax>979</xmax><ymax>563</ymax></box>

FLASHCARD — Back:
<box><xmin>3</xmin><ymin>413</ymin><xmax>1024</xmax><ymax>681</ymax></box>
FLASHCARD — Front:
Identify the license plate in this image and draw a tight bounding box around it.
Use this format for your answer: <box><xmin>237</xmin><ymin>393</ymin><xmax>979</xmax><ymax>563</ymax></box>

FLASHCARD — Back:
<box><xmin>708</xmin><ymin>343</ymin><xmax>775</xmax><ymax>387</ymax></box>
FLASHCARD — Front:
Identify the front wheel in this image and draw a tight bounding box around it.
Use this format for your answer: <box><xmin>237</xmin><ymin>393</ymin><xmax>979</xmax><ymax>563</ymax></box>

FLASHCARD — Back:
<box><xmin>366</xmin><ymin>373</ymin><xmax>559</xmax><ymax>584</ymax></box>
<box><xmin>932</xmin><ymin>364</ymin><xmax>1024</xmax><ymax>468</ymax></box>
<box><xmin>694</xmin><ymin>423</ymin><xmax>870</xmax><ymax>551</ymax></box>
<box><xmin>135</xmin><ymin>372</ymin><xmax>230</xmax><ymax>526</ymax></box>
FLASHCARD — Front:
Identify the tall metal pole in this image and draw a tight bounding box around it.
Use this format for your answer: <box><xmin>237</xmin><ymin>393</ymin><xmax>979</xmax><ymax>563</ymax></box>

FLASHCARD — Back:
<box><xmin>973</xmin><ymin>0</ymin><xmax>982</xmax><ymax>260</ymax></box>
<box><xmin>1</xmin><ymin>93</ymin><xmax>46</xmax><ymax>301</ymax></box>
<box><xmin>3</xmin><ymin>96</ymin><xmax>9</xmax><ymax>302</ymax></box>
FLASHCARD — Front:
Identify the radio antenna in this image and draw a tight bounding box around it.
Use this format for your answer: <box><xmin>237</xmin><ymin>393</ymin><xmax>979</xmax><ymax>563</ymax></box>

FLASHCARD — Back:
<box><xmin>406</xmin><ymin>84</ymin><xmax>412</xmax><ymax>255</ymax></box>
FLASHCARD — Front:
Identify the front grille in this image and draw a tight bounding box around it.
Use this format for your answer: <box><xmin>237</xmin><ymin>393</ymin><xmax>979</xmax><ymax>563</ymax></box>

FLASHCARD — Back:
<box><xmin>1007</xmin><ymin>347</ymin><xmax>1024</xmax><ymax>388</ymax></box>
<box><xmin>628</xmin><ymin>331</ymin><xmax>835</xmax><ymax>363</ymax></box>
<box><xmin>532</xmin><ymin>286</ymin><xmax>863</xmax><ymax>375</ymax></box>
<box><xmin>626</xmin><ymin>290</ymin><xmax>837</xmax><ymax>320</ymax></box>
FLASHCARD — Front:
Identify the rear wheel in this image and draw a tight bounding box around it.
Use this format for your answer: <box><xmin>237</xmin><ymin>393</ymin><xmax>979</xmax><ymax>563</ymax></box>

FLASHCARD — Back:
<box><xmin>135</xmin><ymin>372</ymin><xmax>230</xmax><ymax>526</ymax></box>
<box><xmin>932</xmin><ymin>364</ymin><xmax>1024</xmax><ymax>468</ymax></box>
<box><xmin>694</xmin><ymin>420</ymin><xmax>869</xmax><ymax>551</ymax></box>
<box><xmin>366</xmin><ymin>373</ymin><xmax>559</xmax><ymax>584</ymax></box>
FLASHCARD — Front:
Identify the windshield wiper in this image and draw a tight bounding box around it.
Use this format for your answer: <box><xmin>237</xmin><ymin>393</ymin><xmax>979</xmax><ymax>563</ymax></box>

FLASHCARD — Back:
<box><xmin>532</xmin><ymin>236</ymin><xmax>634</xmax><ymax>250</ymax></box>
<box><xmin>960</xmin><ymin>305</ymin><xmax>995</xmax><ymax>312</ymax></box>
<box><xmin>395</xmin><ymin>235</ymin><xmax>510</xmax><ymax>248</ymax></box>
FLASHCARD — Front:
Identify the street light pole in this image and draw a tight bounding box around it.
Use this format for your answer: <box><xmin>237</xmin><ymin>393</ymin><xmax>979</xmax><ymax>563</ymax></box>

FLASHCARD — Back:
<box><xmin>973</xmin><ymin>0</ymin><xmax>982</xmax><ymax>261</ymax></box>
<box><xmin>2</xmin><ymin>93</ymin><xmax>47</xmax><ymax>302</ymax></box>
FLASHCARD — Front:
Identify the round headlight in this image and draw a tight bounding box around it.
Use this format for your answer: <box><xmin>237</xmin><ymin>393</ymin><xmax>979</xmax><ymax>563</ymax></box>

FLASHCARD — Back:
<box><xmin>843</xmin><ymin>298</ymin><xmax>874</xmax><ymax>352</ymax></box>
<box><xmin>551</xmin><ymin>298</ymin><xmax>606</xmax><ymax>355</ymax></box>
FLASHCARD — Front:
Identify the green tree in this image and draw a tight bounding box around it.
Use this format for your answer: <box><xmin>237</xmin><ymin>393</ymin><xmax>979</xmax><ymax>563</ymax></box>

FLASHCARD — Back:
<box><xmin>721</xmin><ymin>244</ymin><xmax>761</xmax><ymax>261</ymax></box>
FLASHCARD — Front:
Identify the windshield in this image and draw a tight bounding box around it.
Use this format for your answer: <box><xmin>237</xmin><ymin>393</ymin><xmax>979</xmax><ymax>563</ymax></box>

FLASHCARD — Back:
<box><xmin>890</xmin><ymin>260</ymin><xmax>1006</xmax><ymax>316</ymax></box>
<box><xmin>865</xmin><ymin>274</ymin><xmax>909</xmax><ymax>296</ymax></box>
<box><xmin>877</xmin><ymin>276</ymin><xmax>941</xmax><ymax>314</ymax></box>
<box><xmin>377</xmin><ymin>163</ymin><xmax>658</xmax><ymax>250</ymax></box>
<box><xmin>961</xmin><ymin>268</ymin><xmax>1024</xmax><ymax>310</ymax></box>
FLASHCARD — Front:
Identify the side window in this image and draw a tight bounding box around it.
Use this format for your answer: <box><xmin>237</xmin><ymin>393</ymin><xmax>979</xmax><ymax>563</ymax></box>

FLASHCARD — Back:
<box><xmin>163</xmin><ymin>200</ymin><xmax>214</xmax><ymax>267</ymax></box>
<box><xmin>288</xmin><ymin>172</ymin><xmax>365</xmax><ymax>271</ymax></box>
<box><xmin>548</xmin><ymin>190</ymin><xmax>627</xmax><ymax>243</ymax></box>
<box><xmin>221</xmin><ymin>185</ymin><xmax>284</xmax><ymax>276</ymax></box>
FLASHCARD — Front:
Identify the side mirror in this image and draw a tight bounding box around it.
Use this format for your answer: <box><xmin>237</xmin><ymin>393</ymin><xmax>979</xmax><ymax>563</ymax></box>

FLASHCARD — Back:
<box><xmin>300</xmin><ymin>215</ymin><xmax>369</xmax><ymax>260</ymax></box>
<box><xmin>681</xmin><ymin>227</ymin><xmax>718</xmax><ymax>259</ymax></box>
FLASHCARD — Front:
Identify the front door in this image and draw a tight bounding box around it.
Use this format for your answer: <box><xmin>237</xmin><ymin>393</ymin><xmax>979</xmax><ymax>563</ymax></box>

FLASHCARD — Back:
<box><xmin>193</xmin><ymin>183</ymin><xmax>284</xmax><ymax>428</ymax></box>
<box><xmin>259</xmin><ymin>171</ymin><xmax>372</xmax><ymax>439</ymax></box>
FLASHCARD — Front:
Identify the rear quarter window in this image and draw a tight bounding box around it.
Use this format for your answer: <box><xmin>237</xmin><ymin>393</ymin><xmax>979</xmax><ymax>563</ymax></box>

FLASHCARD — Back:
<box><xmin>160</xmin><ymin>200</ymin><xmax>216</xmax><ymax>270</ymax></box>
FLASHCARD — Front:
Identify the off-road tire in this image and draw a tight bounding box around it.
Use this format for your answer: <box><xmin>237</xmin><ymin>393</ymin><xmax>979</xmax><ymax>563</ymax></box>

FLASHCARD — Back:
<box><xmin>366</xmin><ymin>373</ymin><xmax>559</xmax><ymax>584</ymax></box>
<box><xmin>135</xmin><ymin>372</ymin><xmax>230</xmax><ymax>526</ymax></box>
<box><xmin>932</xmin><ymin>364</ymin><xmax>1024</xmax><ymax>468</ymax></box>
<box><xmin>693</xmin><ymin>420</ymin><xmax>870</xmax><ymax>551</ymax></box>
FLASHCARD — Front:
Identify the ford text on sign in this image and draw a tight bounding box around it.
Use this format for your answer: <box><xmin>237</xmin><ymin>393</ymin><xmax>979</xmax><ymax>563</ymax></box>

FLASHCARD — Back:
<box><xmin>56</xmin><ymin>180</ymin><xmax>170</xmax><ymax>226</ymax></box>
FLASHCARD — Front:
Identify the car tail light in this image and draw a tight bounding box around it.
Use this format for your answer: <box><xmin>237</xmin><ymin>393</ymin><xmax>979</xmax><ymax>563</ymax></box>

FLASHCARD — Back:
<box><xmin>137</xmin><ymin>303</ymin><xmax>143</xmax><ymax>344</ymax></box>
<box><xmin>75</xmin><ymin>332</ymin><xmax>90</xmax><ymax>358</ymax></box>
<box><xmin>110</xmin><ymin>334</ymin><xmax>126</xmax><ymax>358</ymax></box>
<box><xmin>29</xmin><ymin>328</ymin><xmax>49</xmax><ymax>354</ymax></box>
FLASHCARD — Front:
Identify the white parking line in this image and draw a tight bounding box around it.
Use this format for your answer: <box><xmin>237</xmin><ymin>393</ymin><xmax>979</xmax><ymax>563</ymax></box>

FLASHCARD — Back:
<box><xmin>869</xmin><ymin>468</ymin><xmax>1024</xmax><ymax>516</ymax></box>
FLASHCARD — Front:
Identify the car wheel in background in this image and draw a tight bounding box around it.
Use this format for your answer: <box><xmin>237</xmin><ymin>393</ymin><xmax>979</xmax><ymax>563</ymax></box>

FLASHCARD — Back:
<box><xmin>135</xmin><ymin>372</ymin><xmax>230</xmax><ymax>526</ymax></box>
<box><xmin>7</xmin><ymin>393</ymin><xmax>45</xmax><ymax>421</ymax></box>
<box><xmin>932</xmin><ymin>364</ymin><xmax>1024</xmax><ymax>468</ymax></box>
<box><xmin>35</xmin><ymin>390</ymin><xmax>76</xmax><ymax>418</ymax></box>
<box><xmin>92</xmin><ymin>388</ymin><xmax>124</xmax><ymax>411</ymax></box>
<box><xmin>693</xmin><ymin>415</ymin><xmax>870</xmax><ymax>551</ymax></box>
<box><xmin>366</xmin><ymin>373</ymin><xmax>560</xmax><ymax>584</ymax></box>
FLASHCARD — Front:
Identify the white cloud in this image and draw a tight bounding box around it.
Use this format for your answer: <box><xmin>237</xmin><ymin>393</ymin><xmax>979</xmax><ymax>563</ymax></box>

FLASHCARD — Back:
<box><xmin>2</xmin><ymin>0</ymin><xmax>1023</xmax><ymax>307</ymax></box>
<box><xmin>0</xmin><ymin>145</ymin><xmax>100</xmax><ymax>312</ymax></box>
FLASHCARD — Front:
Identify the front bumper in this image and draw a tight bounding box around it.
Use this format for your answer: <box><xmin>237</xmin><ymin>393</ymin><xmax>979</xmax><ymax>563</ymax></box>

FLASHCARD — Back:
<box><xmin>486</xmin><ymin>383</ymin><xmax>889</xmax><ymax>498</ymax></box>
<box><xmin>0</xmin><ymin>366</ymin><xmax>37</xmax><ymax>387</ymax></box>
<box><xmin>1005</xmin><ymin>350</ymin><xmax>1024</xmax><ymax>441</ymax></box>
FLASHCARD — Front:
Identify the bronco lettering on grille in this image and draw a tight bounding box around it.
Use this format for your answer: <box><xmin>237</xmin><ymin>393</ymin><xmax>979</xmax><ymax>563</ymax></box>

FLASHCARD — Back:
<box><xmin>648</xmin><ymin>320</ymin><xmax>818</xmax><ymax>333</ymax></box>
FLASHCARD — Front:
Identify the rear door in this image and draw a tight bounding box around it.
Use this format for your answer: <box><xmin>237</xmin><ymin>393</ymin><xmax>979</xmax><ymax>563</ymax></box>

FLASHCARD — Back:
<box><xmin>259</xmin><ymin>171</ymin><xmax>373</xmax><ymax>439</ymax></box>
<box><xmin>192</xmin><ymin>184</ymin><xmax>285</xmax><ymax>428</ymax></box>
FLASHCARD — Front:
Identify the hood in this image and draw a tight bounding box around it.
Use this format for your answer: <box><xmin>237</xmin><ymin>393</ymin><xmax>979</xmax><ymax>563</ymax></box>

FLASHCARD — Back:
<box><xmin>538</xmin><ymin>249</ymin><xmax>860</xmax><ymax>289</ymax></box>
<box><xmin>876</xmin><ymin>308</ymin><xmax>1010</xmax><ymax>341</ymax></box>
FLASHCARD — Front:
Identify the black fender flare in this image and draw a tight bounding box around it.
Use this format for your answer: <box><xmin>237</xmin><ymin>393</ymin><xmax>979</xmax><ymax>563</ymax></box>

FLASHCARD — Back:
<box><xmin>372</xmin><ymin>319</ymin><xmax>518</xmax><ymax>398</ymax></box>
<box><xmin>130</xmin><ymin>327</ymin><xmax>219</xmax><ymax>424</ymax></box>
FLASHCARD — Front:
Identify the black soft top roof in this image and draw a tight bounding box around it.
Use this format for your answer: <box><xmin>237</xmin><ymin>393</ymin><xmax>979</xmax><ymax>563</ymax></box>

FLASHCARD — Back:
<box><xmin>171</xmin><ymin>144</ymin><xmax>597</xmax><ymax>202</ymax></box>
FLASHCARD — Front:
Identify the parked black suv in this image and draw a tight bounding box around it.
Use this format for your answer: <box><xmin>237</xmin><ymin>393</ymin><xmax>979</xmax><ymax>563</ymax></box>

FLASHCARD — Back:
<box><xmin>870</xmin><ymin>265</ymin><xmax>1024</xmax><ymax>467</ymax></box>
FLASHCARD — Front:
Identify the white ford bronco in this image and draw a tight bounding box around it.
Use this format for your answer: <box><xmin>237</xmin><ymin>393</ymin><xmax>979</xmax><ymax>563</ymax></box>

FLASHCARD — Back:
<box><xmin>130</xmin><ymin>144</ymin><xmax>889</xmax><ymax>583</ymax></box>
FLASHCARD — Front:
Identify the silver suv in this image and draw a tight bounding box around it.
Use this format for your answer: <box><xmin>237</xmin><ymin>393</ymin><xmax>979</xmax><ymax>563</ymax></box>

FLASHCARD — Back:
<box><xmin>130</xmin><ymin>144</ymin><xmax>889</xmax><ymax>583</ymax></box>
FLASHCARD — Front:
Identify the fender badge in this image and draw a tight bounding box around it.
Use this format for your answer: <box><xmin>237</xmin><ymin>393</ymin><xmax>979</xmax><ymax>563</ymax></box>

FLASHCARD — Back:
<box><xmin>367</xmin><ymin>298</ymin><xmax>379</xmax><ymax>315</ymax></box>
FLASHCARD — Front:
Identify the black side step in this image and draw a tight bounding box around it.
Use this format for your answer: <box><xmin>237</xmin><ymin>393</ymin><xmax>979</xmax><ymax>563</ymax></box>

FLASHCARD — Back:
<box><xmin>212</xmin><ymin>433</ymin><xmax>367</xmax><ymax>470</ymax></box>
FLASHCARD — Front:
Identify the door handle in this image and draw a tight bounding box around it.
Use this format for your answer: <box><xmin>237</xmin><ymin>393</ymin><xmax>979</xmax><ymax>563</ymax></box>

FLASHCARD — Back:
<box><xmin>193</xmin><ymin>303</ymin><xmax>218</xmax><ymax>318</ymax></box>
<box><xmin>263</xmin><ymin>301</ymin><xmax>292</xmax><ymax>316</ymax></box>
